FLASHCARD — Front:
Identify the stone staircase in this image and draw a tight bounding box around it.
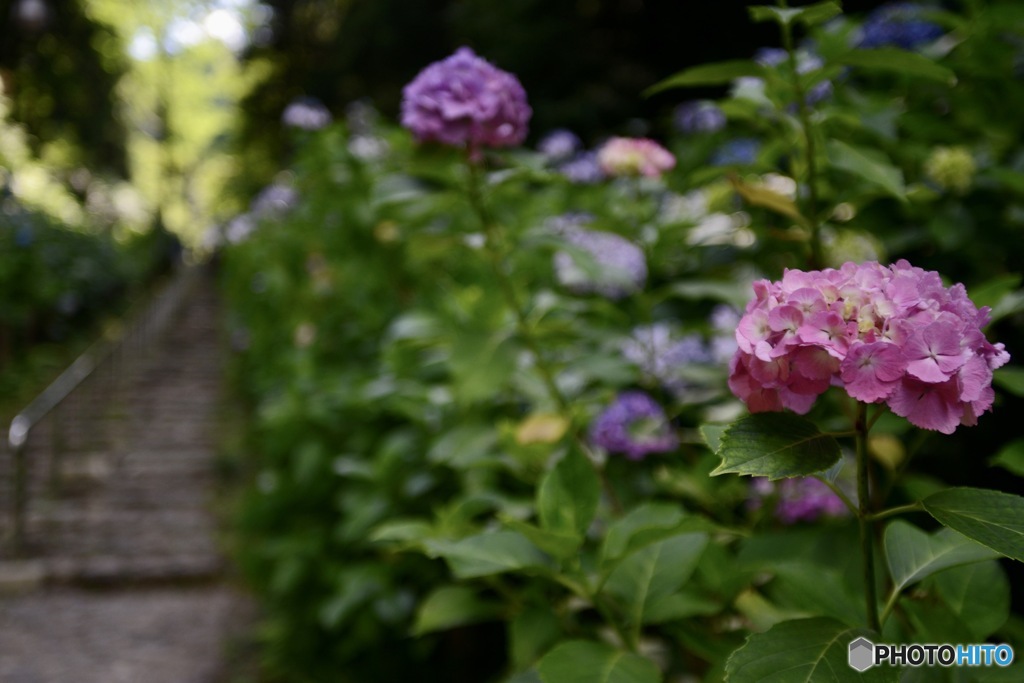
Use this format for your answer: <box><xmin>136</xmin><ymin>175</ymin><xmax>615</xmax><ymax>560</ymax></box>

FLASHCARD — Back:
<box><xmin>0</xmin><ymin>266</ymin><xmax>254</xmax><ymax>683</ymax></box>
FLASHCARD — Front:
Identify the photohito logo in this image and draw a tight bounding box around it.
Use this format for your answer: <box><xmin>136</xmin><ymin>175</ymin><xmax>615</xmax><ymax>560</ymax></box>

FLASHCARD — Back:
<box><xmin>848</xmin><ymin>637</ymin><xmax>1014</xmax><ymax>671</ymax></box>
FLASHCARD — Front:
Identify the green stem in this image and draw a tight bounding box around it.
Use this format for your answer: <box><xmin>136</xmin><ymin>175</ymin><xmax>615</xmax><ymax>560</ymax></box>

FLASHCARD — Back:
<box><xmin>465</xmin><ymin>161</ymin><xmax>569</xmax><ymax>414</ymax></box>
<box><xmin>879</xmin><ymin>589</ymin><xmax>901</xmax><ymax>628</ymax></box>
<box><xmin>855</xmin><ymin>402</ymin><xmax>881</xmax><ymax>632</ymax></box>
<box><xmin>464</xmin><ymin>159</ymin><xmax>623</xmax><ymax>519</ymax></box>
<box><xmin>866</xmin><ymin>501</ymin><xmax>923</xmax><ymax>523</ymax></box>
<box><xmin>813</xmin><ymin>474</ymin><xmax>858</xmax><ymax>517</ymax></box>
<box><xmin>778</xmin><ymin>1</ymin><xmax>824</xmax><ymax>269</ymax></box>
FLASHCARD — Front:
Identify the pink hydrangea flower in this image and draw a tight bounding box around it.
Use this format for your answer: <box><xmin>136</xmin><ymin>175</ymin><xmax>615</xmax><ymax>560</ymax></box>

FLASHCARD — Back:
<box><xmin>727</xmin><ymin>261</ymin><xmax>1010</xmax><ymax>434</ymax></box>
<box><xmin>401</xmin><ymin>47</ymin><xmax>531</xmax><ymax>157</ymax></box>
<box><xmin>597</xmin><ymin>137</ymin><xmax>676</xmax><ymax>178</ymax></box>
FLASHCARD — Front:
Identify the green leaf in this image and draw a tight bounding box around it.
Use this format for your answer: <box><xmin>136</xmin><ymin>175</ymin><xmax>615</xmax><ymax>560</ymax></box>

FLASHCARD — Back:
<box><xmin>748</xmin><ymin>2</ymin><xmax>841</xmax><ymax>28</ymax></box>
<box><xmin>725</xmin><ymin>617</ymin><xmax>898</xmax><ymax>682</ymax></box>
<box><xmin>730</xmin><ymin>175</ymin><xmax>806</xmax><ymax>222</ymax></box>
<box><xmin>825</xmin><ymin>140</ymin><xmax>907</xmax><ymax>201</ymax></box>
<box><xmin>838</xmin><ymin>48</ymin><xmax>957</xmax><ymax>85</ymax></box>
<box><xmin>510</xmin><ymin>607</ymin><xmax>563</xmax><ymax>671</ymax></box>
<box><xmin>427</xmin><ymin>423</ymin><xmax>499</xmax><ymax>467</ymax></box>
<box><xmin>883</xmin><ymin>519</ymin><xmax>999</xmax><ymax>595</ymax></box>
<box><xmin>411</xmin><ymin>586</ymin><xmax>501</xmax><ymax>636</ymax></box>
<box><xmin>993</xmin><ymin>366</ymin><xmax>1024</xmax><ymax>397</ymax></box>
<box><xmin>699</xmin><ymin>424</ymin><xmax>728</xmax><ymax>453</ymax></box>
<box><xmin>769</xmin><ymin>565</ymin><xmax>865</xmax><ymax>628</ymax></box>
<box><xmin>538</xmin><ymin>448</ymin><xmax>600</xmax><ymax>540</ymax></box>
<box><xmin>933</xmin><ymin>560</ymin><xmax>1009</xmax><ymax>641</ymax></box>
<box><xmin>643</xmin><ymin>590</ymin><xmax>722</xmax><ymax>623</ymax></box>
<box><xmin>601</xmin><ymin>502</ymin><xmax>686</xmax><ymax>565</ymax></box>
<box><xmin>603</xmin><ymin>532</ymin><xmax>708</xmax><ymax>627</ymax></box>
<box><xmin>645</xmin><ymin>60</ymin><xmax>765</xmax><ymax>95</ymax></box>
<box><xmin>711</xmin><ymin>414</ymin><xmax>842</xmax><ymax>480</ymax></box>
<box><xmin>923</xmin><ymin>487</ymin><xmax>1024</xmax><ymax>562</ymax></box>
<box><xmin>423</xmin><ymin>531</ymin><xmax>551</xmax><ymax>579</ymax></box>
<box><xmin>991</xmin><ymin>439</ymin><xmax>1024</xmax><ymax>477</ymax></box>
<box><xmin>502</xmin><ymin>519</ymin><xmax>582</xmax><ymax>561</ymax></box>
<box><xmin>537</xmin><ymin>640</ymin><xmax>661</xmax><ymax>683</ymax></box>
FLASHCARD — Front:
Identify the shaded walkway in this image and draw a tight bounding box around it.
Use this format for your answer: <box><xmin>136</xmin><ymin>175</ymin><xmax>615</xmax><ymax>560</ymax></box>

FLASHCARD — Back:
<box><xmin>0</xmin><ymin>267</ymin><xmax>253</xmax><ymax>683</ymax></box>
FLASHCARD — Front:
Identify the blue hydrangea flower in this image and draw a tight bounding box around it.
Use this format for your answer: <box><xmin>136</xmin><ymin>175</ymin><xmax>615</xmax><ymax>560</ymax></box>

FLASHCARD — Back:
<box><xmin>538</xmin><ymin>129</ymin><xmax>582</xmax><ymax>161</ymax></box>
<box><xmin>558</xmin><ymin>151</ymin><xmax>606</xmax><ymax>184</ymax></box>
<box><xmin>754</xmin><ymin>47</ymin><xmax>788</xmax><ymax>67</ymax></box>
<box><xmin>673</xmin><ymin>101</ymin><xmax>726</xmax><ymax>135</ymax></box>
<box><xmin>711</xmin><ymin>138</ymin><xmax>760</xmax><ymax>166</ymax></box>
<box><xmin>859</xmin><ymin>3</ymin><xmax>943</xmax><ymax>50</ymax></box>
<box><xmin>589</xmin><ymin>391</ymin><xmax>678</xmax><ymax>460</ymax></box>
<box><xmin>550</xmin><ymin>218</ymin><xmax>647</xmax><ymax>299</ymax></box>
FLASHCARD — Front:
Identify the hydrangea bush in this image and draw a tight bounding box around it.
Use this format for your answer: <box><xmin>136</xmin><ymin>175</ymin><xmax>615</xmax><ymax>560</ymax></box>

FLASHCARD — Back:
<box><xmin>223</xmin><ymin>4</ymin><xmax>1024</xmax><ymax>682</ymax></box>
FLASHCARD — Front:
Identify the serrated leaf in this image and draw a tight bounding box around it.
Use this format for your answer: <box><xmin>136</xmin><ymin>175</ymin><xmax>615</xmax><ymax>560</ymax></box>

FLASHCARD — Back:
<box><xmin>749</xmin><ymin>2</ymin><xmax>841</xmax><ymax>28</ymax></box>
<box><xmin>537</xmin><ymin>640</ymin><xmax>661</xmax><ymax>683</ymax></box>
<box><xmin>423</xmin><ymin>531</ymin><xmax>551</xmax><ymax>579</ymax></box>
<box><xmin>884</xmin><ymin>519</ymin><xmax>999</xmax><ymax>596</ymax></box>
<box><xmin>645</xmin><ymin>60</ymin><xmax>765</xmax><ymax>95</ymax></box>
<box><xmin>711</xmin><ymin>414</ymin><xmax>841</xmax><ymax>480</ymax></box>
<box><xmin>538</xmin><ymin>448</ymin><xmax>600</xmax><ymax>540</ymax></box>
<box><xmin>725</xmin><ymin>617</ymin><xmax>898</xmax><ymax>682</ymax></box>
<box><xmin>923</xmin><ymin>487</ymin><xmax>1024</xmax><ymax>562</ymax></box>
<box><xmin>838</xmin><ymin>48</ymin><xmax>956</xmax><ymax>85</ymax></box>
<box><xmin>603</xmin><ymin>532</ymin><xmax>708</xmax><ymax>627</ymax></box>
<box><xmin>699</xmin><ymin>424</ymin><xmax>728</xmax><ymax>453</ymax></box>
<box><xmin>411</xmin><ymin>586</ymin><xmax>501</xmax><ymax>636</ymax></box>
<box><xmin>826</xmin><ymin>140</ymin><xmax>906</xmax><ymax>201</ymax></box>
<box><xmin>991</xmin><ymin>439</ymin><xmax>1024</xmax><ymax>477</ymax></box>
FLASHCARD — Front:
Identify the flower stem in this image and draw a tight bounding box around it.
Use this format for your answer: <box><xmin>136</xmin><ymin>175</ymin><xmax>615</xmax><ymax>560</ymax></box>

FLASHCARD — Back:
<box><xmin>464</xmin><ymin>159</ymin><xmax>623</xmax><ymax>517</ymax></box>
<box><xmin>865</xmin><ymin>501</ymin><xmax>923</xmax><ymax>523</ymax></box>
<box><xmin>778</xmin><ymin>0</ymin><xmax>824</xmax><ymax>269</ymax></box>
<box><xmin>465</xmin><ymin>160</ymin><xmax>569</xmax><ymax>414</ymax></box>
<box><xmin>855</xmin><ymin>401</ymin><xmax>881</xmax><ymax>632</ymax></box>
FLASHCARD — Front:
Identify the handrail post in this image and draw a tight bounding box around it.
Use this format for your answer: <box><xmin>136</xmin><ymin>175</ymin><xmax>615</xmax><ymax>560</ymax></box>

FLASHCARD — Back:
<box><xmin>10</xmin><ymin>415</ymin><xmax>30</xmax><ymax>557</ymax></box>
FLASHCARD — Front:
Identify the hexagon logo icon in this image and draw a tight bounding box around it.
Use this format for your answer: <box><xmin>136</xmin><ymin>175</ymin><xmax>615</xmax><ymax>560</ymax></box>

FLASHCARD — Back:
<box><xmin>849</xmin><ymin>637</ymin><xmax>875</xmax><ymax>672</ymax></box>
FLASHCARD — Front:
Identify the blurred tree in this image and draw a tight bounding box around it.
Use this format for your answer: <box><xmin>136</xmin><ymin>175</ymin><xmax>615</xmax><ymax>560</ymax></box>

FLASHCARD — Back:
<box><xmin>0</xmin><ymin>0</ymin><xmax>128</xmax><ymax>176</ymax></box>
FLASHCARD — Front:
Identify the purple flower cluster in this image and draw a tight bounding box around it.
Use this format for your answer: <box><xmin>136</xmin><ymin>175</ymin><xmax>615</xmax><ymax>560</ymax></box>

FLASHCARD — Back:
<box><xmin>729</xmin><ymin>261</ymin><xmax>1010</xmax><ymax>434</ymax></box>
<box><xmin>282</xmin><ymin>97</ymin><xmax>332</xmax><ymax>130</ymax></box>
<box><xmin>558</xmin><ymin>151</ymin><xmax>606</xmax><ymax>184</ymax></box>
<box><xmin>551</xmin><ymin>218</ymin><xmax>647</xmax><ymax>299</ymax></box>
<box><xmin>749</xmin><ymin>477</ymin><xmax>850</xmax><ymax>524</ymax></box>
<box><xmin>589</xmin><ymin>391</ymin><xmax>678</xmax><ymax>460</ymax></box>
<box><xmin>859</xmin><ymin>3</ymin><xmax>943</xmax><ymax>50</ymax></box>
<box><xmin>622</xmin><ymin>323</ymin><xmax>713</xmax><ymax>395</ymax></box>
<box><xmin>673</xmin><ymin>101</ymin><xmax>726</xmax><ymax>135</ymax></box>
<box><xmin>400</xmin><ymin>47</ymin><xmax>531</xmax><ymax>156</ymax></box>
<box><xmin>537</xmin><ymin>129</ymin><xmax>582</xmax><ymax>161</ymax></box>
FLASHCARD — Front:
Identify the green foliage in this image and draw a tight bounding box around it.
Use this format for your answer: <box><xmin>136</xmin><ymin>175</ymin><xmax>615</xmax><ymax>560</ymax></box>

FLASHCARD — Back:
<box><xmin>222</xmin><ymin>2</ymin><xmax>1024</xmax><ymax>681</ymax></box>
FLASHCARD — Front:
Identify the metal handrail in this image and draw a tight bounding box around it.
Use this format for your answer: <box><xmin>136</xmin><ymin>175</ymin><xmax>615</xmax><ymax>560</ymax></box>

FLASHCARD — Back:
<box><xmin>6</xmin><ymin>261</ymin><xmax>199</xmax><ymax>556</ymax></box>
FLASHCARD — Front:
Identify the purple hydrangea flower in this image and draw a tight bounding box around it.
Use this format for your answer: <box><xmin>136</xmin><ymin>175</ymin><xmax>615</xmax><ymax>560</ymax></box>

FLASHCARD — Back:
<box><xmin>400</xmin><ymin>47</ymin><xmax>531</xmax><ymax>157</ymax></box>
<box><xmin>859</xmin><ymin>3</ymin><xmax>943</xmax><ymax>50</ymax></box>
<box><xmin>538</xmin><ymin>129</ymin><xmax>582</xmax><ymax>161</ymax></box>
<box><xmin>711</xmin><ymin>138</ymin><xmax>760</xmax><ymax>166</ymax></box>
<box><xmin>558</xmin><ymin>151</ymin><xmax>606</xmax><ymax>184</ymax></box>
<box><xmin>622</xmin><ymin>323</ymin><xmax>713</xmax><ymax>394</ymax></box>
<box><xmin>673</xmin><ymin>101</ymin><xmax>727</xmax><ymax>135</ymax></box>
<box><xmin>749</xmin><ymin>477</ymin><xmax>850</xmax><ymax>524</ymax></box>
<box><xmin>282</xmin><ymin>96</ymin><xmax>332</xmax><ymax>130</ymax></box>
<box><xmin>589</xmin><ymin>391</ymin><xmax>678</xmax><ymax>460</ymax></box>
<box><xmin>550</xmin><ymin>217</ymin><xmax>647</xmax><ymax>299</ymax></box>
<box><xmin>754</xmin><ymin>47</ymin><xmax>788</xmax><ymax>67</ymax></box>
<box><xmin>251</xmin><ymin>183</ymin><xmax>298</xmax><ymax>217</ymax></box>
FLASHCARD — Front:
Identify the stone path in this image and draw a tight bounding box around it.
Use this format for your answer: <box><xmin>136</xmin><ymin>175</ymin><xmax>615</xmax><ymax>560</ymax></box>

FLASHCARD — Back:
<box><xmin>0</xmin><ymin>266</ymin><xmax>254</xmax><ymax>683</ymax></box>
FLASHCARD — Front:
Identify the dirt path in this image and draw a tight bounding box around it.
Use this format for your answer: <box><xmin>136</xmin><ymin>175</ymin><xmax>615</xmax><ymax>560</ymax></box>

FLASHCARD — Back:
<box><xmin>0</xmin><ymin>267</ymin><xmax>254</xmax><ymax>683</ymax></box>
